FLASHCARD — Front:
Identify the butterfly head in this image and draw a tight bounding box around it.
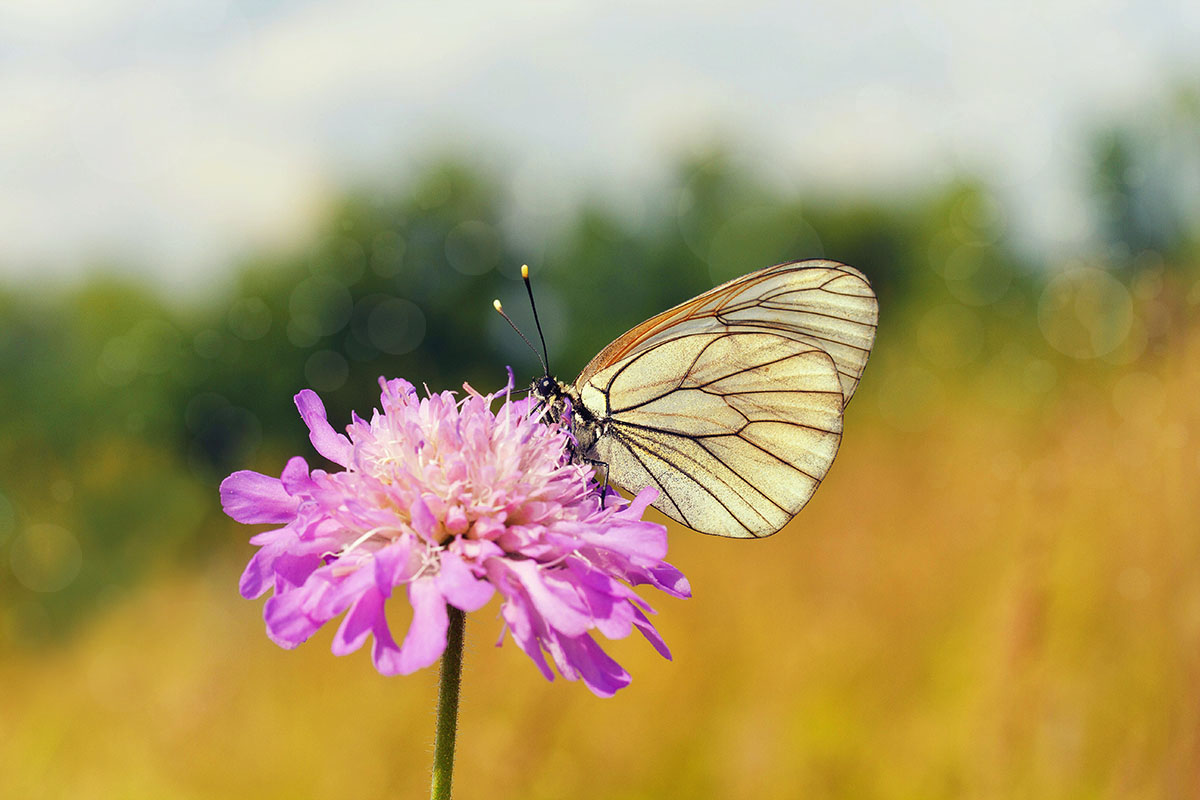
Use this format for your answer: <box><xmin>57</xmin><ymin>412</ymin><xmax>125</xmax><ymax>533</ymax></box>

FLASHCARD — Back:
<box><xmin>531</xmin><ymin>374</ymin><xmax>581</xmax><ymax>428</ymax></box>
<box><xmin>533</xmin><ymin>374</ymin><xmax>561</xmax><ymax>402</ymax></box>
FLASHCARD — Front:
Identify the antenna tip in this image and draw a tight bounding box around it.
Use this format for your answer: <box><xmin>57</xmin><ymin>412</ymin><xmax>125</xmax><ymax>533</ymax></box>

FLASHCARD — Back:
<box><xmin>521</xmin><ymin>264</ymin><xmax>529</xmax><ymax>279</ymax></box>
<box><xmin>492</xmin><ymin>299</ymin><xmax>503</xmax><ymax>312</ymax></box>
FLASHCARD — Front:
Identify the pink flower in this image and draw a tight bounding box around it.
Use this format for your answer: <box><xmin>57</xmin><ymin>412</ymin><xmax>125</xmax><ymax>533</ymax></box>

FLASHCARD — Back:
<box><xmin>220</xmin><ymin>374</ymin><xmax>690</xmax><ymax>697</ymax></box>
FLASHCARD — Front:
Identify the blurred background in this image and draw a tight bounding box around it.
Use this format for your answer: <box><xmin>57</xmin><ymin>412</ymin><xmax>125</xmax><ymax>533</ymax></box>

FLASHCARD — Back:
<box><xmin>2</xmin><ymin>1</ymin><xmax>1199</xmax><ymax>797</ymax></box>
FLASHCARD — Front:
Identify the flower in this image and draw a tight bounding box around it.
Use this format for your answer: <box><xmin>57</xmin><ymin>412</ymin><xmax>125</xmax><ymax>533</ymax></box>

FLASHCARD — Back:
<box><xmin>220</xmin><ymin>374</ymin><xmax>690</xmax><ymax>697</ymax></box>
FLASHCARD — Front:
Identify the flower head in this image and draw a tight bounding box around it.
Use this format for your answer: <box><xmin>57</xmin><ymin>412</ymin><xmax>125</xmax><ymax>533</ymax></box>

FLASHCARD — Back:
<box><xmin>220</xmin><ymin>374</ymin><xmax>690</xmax><ymax>696</ymax></box>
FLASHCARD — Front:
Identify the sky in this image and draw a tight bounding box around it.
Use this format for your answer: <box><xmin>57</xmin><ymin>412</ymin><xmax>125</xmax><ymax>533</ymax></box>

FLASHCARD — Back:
<box><xmin>0</xmin><ymin>0</ymin><xmax>1197</xmax><ymax>289</ymax></box>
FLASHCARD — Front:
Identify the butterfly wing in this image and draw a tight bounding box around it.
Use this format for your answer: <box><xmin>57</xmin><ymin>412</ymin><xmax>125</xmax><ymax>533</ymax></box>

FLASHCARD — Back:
<box><xmin>578</xmin><ymin>330</ymin><xmax>845</xmax><ymax>538</ymax></box>
<box><xmin>578</xmin><ymin>260</ymin><xmax>878</xmax><ymax>406</ymax></box>
<box><xmin>572</xmin><ymin>260</ymin><xmax>877</xmax><ymax>538</ymax></box>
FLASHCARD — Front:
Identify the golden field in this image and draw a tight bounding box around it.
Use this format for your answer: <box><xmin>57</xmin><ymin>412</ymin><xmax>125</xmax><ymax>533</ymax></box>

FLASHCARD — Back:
<box><xmin>2</xmin><ymin>326</ymin><xmax>1196</xmax><ymax>800</ymax></box>
<box><xmin>3</xmin><ymin>6</ymin><xmax>1200</xmax><ymax>797</ymax></box>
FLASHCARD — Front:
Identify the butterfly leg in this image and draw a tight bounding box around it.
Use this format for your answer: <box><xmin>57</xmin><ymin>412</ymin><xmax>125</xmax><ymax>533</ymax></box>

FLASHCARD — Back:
<box><xmin>582</xmin><ymin>457</ymin><xmax>612</xmax><ymax>508</ymax></box>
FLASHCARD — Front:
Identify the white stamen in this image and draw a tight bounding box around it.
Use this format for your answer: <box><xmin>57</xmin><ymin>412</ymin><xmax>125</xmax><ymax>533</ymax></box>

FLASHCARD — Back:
<box><xmin>338</xmin><ymin>525</ymin><xmax>403</xmax><ymax>558</ymax></box>
<box><xmin>408</xmin><ymin>544</ymin><xmax>444</xmax><ymax>582</ymax></box>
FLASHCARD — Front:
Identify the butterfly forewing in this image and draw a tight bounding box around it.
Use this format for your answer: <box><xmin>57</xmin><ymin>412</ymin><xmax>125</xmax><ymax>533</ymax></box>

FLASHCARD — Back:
<box><xmin>582</xmin><ymin>330</ymin><xmax>844</xmax><ymax>538</ymax></box>
<box><xmin>577</xmin><ymin>260</ymin><xmax>878</xmax><ymax>406</ymax></box>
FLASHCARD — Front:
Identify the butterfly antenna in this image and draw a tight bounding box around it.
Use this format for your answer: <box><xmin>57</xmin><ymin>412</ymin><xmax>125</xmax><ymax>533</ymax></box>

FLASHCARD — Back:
<box><xmin>493</xmin><ymin>299</ymin><xmax>548</xmax><ymax>374</ymax></box>
<box><xmin>521</xmin><ymin>265</ymin><xmax>551</xmax><ymax>376</ymax></box>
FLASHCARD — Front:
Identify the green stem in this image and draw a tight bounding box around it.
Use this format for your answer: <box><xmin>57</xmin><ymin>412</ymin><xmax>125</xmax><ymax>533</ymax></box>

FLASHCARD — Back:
<box><xmin>430</xmin><ymin>605</ymin><xmax>466</xmax><ymax>800</ymax></box>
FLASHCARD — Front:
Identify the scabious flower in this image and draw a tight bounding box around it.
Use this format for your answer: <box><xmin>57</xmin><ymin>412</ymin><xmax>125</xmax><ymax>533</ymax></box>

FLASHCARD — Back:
<box><xmin>220</xmin><ymin>374</ymin><xmax>690</xmax><ymax>697</ymax></box>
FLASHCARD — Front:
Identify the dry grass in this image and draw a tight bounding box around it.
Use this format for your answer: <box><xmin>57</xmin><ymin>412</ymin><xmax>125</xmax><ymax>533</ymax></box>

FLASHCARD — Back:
<box><xmin>3</xmin><ymin>336</ymin><xmax>1198</xmax><ymax>799</ymax></box>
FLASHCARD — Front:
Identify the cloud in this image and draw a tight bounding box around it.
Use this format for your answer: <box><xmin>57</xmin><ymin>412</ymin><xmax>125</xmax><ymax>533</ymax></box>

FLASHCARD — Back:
<box><xmin>0</xmin><ymin>0</ymin><xmax>1196</xmax><ymax>285</ymax></box>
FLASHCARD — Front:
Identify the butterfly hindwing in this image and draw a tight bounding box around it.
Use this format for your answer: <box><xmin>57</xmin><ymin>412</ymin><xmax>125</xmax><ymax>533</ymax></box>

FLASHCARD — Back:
<box><xmin>580</xmin><ymin>330</ymin><xmax>844</xmax><ymax>538</ymax></box>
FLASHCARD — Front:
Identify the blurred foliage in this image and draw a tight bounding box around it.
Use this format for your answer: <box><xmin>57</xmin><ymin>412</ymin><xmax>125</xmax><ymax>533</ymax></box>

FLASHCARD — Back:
<box><xmin>3</xmin><ymin>304</ymin><xmax>1198</xmax><ymax>800</ymax></box>
<box><xmin>0</xmin><ymin>88</ymin><xmax>1197</xmax><ymax>651</ymax></box>
<box><xmin>0</xmin><ymin>125</ymin><xmax>1195</xmax><ymax>642</ymax></box>
<box><xmin>2</xmin><ymin>83</ymin><xmax>1200</xmax><ymax>800</ymax></box>
<box><xmin>1090</xmin><ymin>83</ymin><xmax>1200</xmax><ymax>265</ymax></box>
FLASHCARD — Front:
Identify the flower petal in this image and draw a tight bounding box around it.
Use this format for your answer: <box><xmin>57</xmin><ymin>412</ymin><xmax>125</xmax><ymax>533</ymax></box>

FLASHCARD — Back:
<box><xmin>294</xmin><ymin>389</ymin><xmax>353</xmax><ymax>467</ymax></box>
<box><xmin>503</xmin><ymin>559</ymin><xmax>591</xmax><ymax>637</ymax></box>
<box><xmin>227</xmin><ymin>372</ymin><xmax>690</xmax><ymax>694</ymax></box>
<box><xmin>568</xmin><ymin>519</ymin><xmax>668</xmax><ymax>561</ymax></box>
<box><xmin>367</xmin><ymin>596</ymin><xmax>405</xmax><ymax>675</ymax></box>
<box><xmin>635</xmin><ymin>563</ymin><xmax>692</xmax><ymax>598</ymax></box>
<box><xmin>371</xmin><ymin>632</ymin><xmax>404</xmax><ymax>673</ymax></box>
<box><xmin>269</xmin><ymin>551</ymin><xmax>324</xmax><ymax>593</ymax></box>
<box><xmin>379</xmin><ymin>376</ymin><xmax>416</xmax><ymax>411</ymax></box>
<box><xmin>436</xmin><ymin>551</ymin><xmax>495</xmax><ymax>612</ymax></box>
<box><xmin>631</xmin><ymin>606</ymin><xmax>672</xmax><ymax>660</ymax></box>
<box><xmin>239</xmin><ymin>544</ymin><xmax>283</xmax><ymax>599</ymax></box>
<box><xmin>395</xmin><ymin>579</ymin><xmax>449</xmax><ymax>674</ymax></box>
<box><xmin>559</xmin><ymin>634</ymin><xmax>632</xmax><ymax>698</ymax></box>
<box><xmin>220</xmin><ymin>470</ymin><xmax>297</xmax><ymax>524</ymax></box>
<box><xmin>333</xmin><ymin>587</ymin><xmax>385</xmax><ymax>656</ymax></box>
<box><xmin>568</xmin><ymin>562</ymin><xmax>634</xmax><ymax>640</ymax></box>
<box><xmin>500</xmin><ymin>590</ymin><xmax>554</xmax><ymax>681</ymax></box>
<box><xmin>308</xmin><ymin>560</ymin><xmax>376</xmax><ymax>620</ymax></box>
<box><xmin>263</xmin><ymin>584</ymin><xmax>326</xmax><ymax>647</ymax></box>
<box><xmin>409</xmin><ymin>498</ymin><xmax>436</xmax><ymax>540</ymax></box>
<box><xmin>279</xmin><ymin>456</ymin><xmax>315</xmax><ymax>495</ymax></box>
<box><xmin>623</xmin><ymin>485</ymin><xmax>660</xmax><ymax>518</ymax></box>
<box><xmin>372</xmin><ymin>538</ymin><xmax>415</xmax><ymax>595</ymax></box>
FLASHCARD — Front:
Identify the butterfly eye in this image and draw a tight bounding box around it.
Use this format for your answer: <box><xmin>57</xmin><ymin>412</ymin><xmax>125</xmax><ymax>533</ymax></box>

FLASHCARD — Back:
<box><xmin>535</xmin><ymin>376</ymin><xmax>558</xmax><ymax>398</ymax></box>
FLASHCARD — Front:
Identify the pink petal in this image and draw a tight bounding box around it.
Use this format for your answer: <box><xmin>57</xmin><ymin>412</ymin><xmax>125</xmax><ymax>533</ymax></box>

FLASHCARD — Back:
<box><xmin>569</xmin><ymin>519</ymin><xmax>668</xmax><ymax>560</ymax></box>
<box><xmin>370</xmin><ymin>609</ymin><xmax>405</xmax><ymax>675</ymax></box>
<box><xmin>540</xmin><ymin>628</ymin><xmax>580</xmax><ymax>681</ymax></box>
<box><xmin>456</xmin><ymin>539</ymin><xmax>504</xmax><ymax>561</ymax></box>
<box><xmin>224</xmin><ymin>371</ymin><xmax>690</xmax><ymax>693</ymax></box>
<box><xmin>623</xmin><ymin>485</ymin><xmax>660</xmax><ymax>518</ymax></box>
<box><xmin>372</xmin><ymin>538</ymin><xmax>415</xmax><ymax>595</ymax></box>
<box><xmin>220</xmin><ymin>470</ymin><xmax>297</xmax><ymax>524</ymax></box>
<box><xmin>410</xmin><ymin>498</ymin><xmax>436</xmax><ymax>539</ymax></box>
<box><xmin>269</xmin><ymin>551</ymin><xmax>324</xmax><ymax>592</ymax></box>
<box><xmin>294</xmin><ymin>389</ymin><xmax>353</xmax><ymax>467</ymax></box>
<box><xmin>332</xmin><ymin>588</ymin><xmax>385</xmax><ymax>656</ymax></box>
<box><xmin>570</xmin><ymin>566</ymin><xmax>634</xmax><ymax>641</ymax></box>
<box><xmin>263</xmin><ymin>585</ymin><xmax>325</xmax><ymax>647</ymax></box>
<box><xmin>500</xmin><ymin>592</ymin><xmax>554</xmax><ymax>680</ymax></box>
<box><xmin>325</xmin><ymin>584</ymin><xmax>406</xmax><ymax>674</ymax></box>
<box><xmin>559</xmin><ymin>634</ymin><xmax>632</xmax><ymax>698</ymax></box>
<box><xmin>436</xmin><ymin>551</ymin><xmax>495</xmax><ymax>612</ymax></box>
<box><xmin>379</xmin><ymin>377</ymin><xmax>416</xmax><ymax>411</ymax></box>
<box><xmin>395</xmin><ymin>579</ymin><xmax>449</xmax><ymax>674</ymax></box>
<box><xmin>247</xmin><ymin>526</ymin><xmax>292</xmax><ymax>547</ymax></box>
<box><xmin>279</xmin><ymin>456</ymin><xmax>315</xmax><ymax>494</ymax></box>
<box><xmin>637</xmin><ymin>563</ymin><xmax>692</xmax><ymax>598</ymax></box>
<box><xmin>471</xmin><ymin>517</ymin><xmax>506</xmax><ymax>540</ymax></box>
<box><xmin>631</xmin><ymin>606</ymin><xmax>672</xmax><ymax>660</ymax></box>
<box><xmin>444</xmin><ymin>505</ymin><xmax>469</xmax><ymax>535</ymax></box>
<box><xmin>239</xmin><ymin>545</ymin><xmax>282</xmax><ymax>599</ymax></box>
<box><xmin>308</xmin><ymin>561</ymin><xmax>375</xmax><ymax>620</ymax></box>
<box><xmin>504</xmin><ymin>559</ymin><xmax>591</xmax><ymax>637</ymax></box>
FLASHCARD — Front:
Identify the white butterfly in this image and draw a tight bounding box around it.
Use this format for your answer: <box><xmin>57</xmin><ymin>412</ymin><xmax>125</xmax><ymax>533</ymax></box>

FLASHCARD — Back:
<box><xmin>518</xmin><ymin>260</ymin><xmax>878</xmax><ymax>538</ymax></box>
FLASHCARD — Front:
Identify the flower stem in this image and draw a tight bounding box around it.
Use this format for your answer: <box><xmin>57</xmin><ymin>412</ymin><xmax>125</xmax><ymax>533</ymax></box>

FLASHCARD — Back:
<box><xmin>430</xmin><ymin>605</ymin><xmax>466</xmax><ymax>800</ymax></box>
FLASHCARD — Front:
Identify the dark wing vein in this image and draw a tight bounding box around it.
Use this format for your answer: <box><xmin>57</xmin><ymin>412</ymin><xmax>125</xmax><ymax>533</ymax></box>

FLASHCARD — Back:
<box><xmin>609</xmin><ymin>424</ymin><xmax>778</xmax><ymax>536</ymax></box>
<box><xmin>583</xmin><ymin>330</ymin><xmax>844</xmax><ymax>538</ymax></box>
<box><xmin>576</xmin><ymin>260</ymin><xmax>879</xmax><ymax>407</ymax></box>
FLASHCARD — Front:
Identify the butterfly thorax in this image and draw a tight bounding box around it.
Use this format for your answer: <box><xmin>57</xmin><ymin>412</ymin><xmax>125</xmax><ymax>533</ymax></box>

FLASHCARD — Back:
<box><xmin>531</xmin><ymin>375</ymin><xmax>603</xmax><ymax>462</ymax></box>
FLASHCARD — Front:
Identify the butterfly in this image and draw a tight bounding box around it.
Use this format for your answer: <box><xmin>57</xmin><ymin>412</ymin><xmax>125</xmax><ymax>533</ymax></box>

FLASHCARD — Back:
<box><xmin>503</xmin><ymin>260</ymin><xmax>878</xmax><ymax>538</ymax></box>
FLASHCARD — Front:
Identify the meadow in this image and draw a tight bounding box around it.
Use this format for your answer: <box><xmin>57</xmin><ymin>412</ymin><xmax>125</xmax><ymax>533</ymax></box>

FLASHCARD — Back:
<box><xmin>2</xmin><ymin>313</ymin><xmax>1196</xmax><ymax>799</ymax></box>
<box><xmin>1</xmin><ymin>147</ymin><xmax>1197</xmax><ymax>798</ymax></box>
